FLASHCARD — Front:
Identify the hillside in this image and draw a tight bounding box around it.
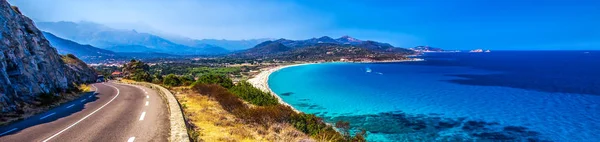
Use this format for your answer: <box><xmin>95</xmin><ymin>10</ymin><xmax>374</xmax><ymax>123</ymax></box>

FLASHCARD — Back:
<box><xmin>410</xmin><ymin>46</ymin><xmax>444</xmax><ymax>52</ymax></box>
<box><xmin>235</xmin><ymin>36</ymin><xmax>415</xmax><ymax>61</ymax></box>
<box><xmin>0</xmin><ymin>2</ymin><xmax>96</xmax><ymax>112</ymax></box>
<box><xmin>42</xmin><ymin>31</ymin><xmax>123</xmax><ymax>63</ymax></box>
<box><xmin>35</xmin><ymin>21</ymin><xmax>229</xmax><ymax>55</ymax></box>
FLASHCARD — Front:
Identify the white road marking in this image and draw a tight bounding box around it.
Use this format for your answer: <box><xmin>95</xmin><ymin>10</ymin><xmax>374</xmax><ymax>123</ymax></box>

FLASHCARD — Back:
<box><xmin>66</xmin><ymin>104</ymin><xmax>75</xmax><ymax>108</ymax></box>
<box><xmin>0</xmin><ymin>128</ymin><xmax>18</xmax><ymax>136</ymax></box>
<box><xmin>42</xmin><ymin>84</ymin><xmax>121</xmax><ymax>142</ymax></box>
<box><xmin>92</xmin><ymin>84</ymin><xmax>98</xmax><ymax>91</ymax></box>
<box><xmin>145</xmin><ymin>101</ymin><xmax>149</xmax><ymax>106</ymax></box>
<box><xmin>146</xmin><ymin>95</ymin><xmax>149</xmax><ymax>99</ymax></box>
<box><xmin>127</xmin><ymin>137</ymin><xmax>135</xmax><ymax>142</ymax></box>
<box><xmin>145</xmin><ymin>91</ymin><xmax>148</xmax><ymax>94</ymax></box>
<box><xmin>39</xmin><ymin>112</ymin><xmax>56</xmax><ymax>120</ymax></box>
<box><xmin>139</xmin><ymin>112</ymin><xmax>146</xmax><ymax>121</ymax></box>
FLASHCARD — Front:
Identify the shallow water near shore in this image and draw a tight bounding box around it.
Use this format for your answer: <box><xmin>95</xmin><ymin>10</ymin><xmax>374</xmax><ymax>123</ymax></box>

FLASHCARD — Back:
<box><xmin>268</xmin><ymin>51</ymin><xmax>600</xmax><ymax>141</ymax></box>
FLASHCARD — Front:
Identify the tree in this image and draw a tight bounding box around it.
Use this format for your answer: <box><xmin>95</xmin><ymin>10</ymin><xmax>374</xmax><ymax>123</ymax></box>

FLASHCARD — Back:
<box><xmin>122</xmin><ymin>59</ymin><xmax>152</xmax><ymax>82</ymax></box>
<box><xmin>152</xmin><ymin>73</ymin><xmax>163</xmax><ymax>84</ymax></box>
<box><xmin>163</xmin><ymin>74</ymin><xmax>181</xmax><ymax>87</ymax></box>
<box><xmin>131</xmin><ymin>69</ymin><xmax>152</xmax><ymax>82</ymax></box>
<box><xmin>179</xmin><ymin>75</ymin><xmax>195</xmax><ymax>86</ymax></box>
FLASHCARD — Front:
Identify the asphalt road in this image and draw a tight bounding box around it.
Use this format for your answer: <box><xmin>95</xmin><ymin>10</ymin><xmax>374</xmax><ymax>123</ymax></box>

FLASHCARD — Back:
<box><xmin>0</xmin><ymin>82</ymin><xmax>169</xmax><ymax>142</ymax></box>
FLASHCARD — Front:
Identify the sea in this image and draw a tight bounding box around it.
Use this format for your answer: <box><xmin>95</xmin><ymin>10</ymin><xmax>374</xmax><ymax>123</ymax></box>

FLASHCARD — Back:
<box><xmin>268</xmin><ymin>51</ymin><xmax>600</xmax><ymax>141</ymax></box>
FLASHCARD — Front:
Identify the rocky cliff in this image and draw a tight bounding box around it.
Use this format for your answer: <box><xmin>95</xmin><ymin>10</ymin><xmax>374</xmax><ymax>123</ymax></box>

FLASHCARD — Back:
<box><xmin>0</xmin><ymin>0</ymin><xmax>96</xmax><ymax>112</ymax></box>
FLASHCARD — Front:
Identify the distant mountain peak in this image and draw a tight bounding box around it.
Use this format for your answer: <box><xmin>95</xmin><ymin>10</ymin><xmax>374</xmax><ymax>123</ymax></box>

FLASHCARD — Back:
<box><xmin>339</xmin><ymin>35</ymin><xmax>360</xmax><ymax>41</ymax></box>
<box><xmin>336</xmin><ymin>35</ymin><xmax>362</xmax><ymax>45</ymax></box>
<box><xmin>318</xmin><ymin>36</ymin><xmax>333</xmax><ymax>40</ymax></box>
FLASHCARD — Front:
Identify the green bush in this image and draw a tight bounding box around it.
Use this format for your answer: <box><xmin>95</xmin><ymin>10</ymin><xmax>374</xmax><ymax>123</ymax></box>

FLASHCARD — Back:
<box><xmin>290</xmin><ymin>113</ymin><xmax>330</xmax><ymax>136</ymax></box>
<box><xmin>229</xmin><ymin>81</ymin><xmax>278</xmax><ymax>106</ymax></box>
<box><xmin>163</xmin><ymin>74</ymin><xmax>181</xmax><ymax>87</ymax></box>
<box><xmin>131</xmin><ymin>69</ymin><xmax>152</xmax><ymax>82</ymax></box>
<box><xmin>193</xmin><ymin>74</ymin><xmax>234</xmax><ymax>88</ymax></box>
<box><xmin>179</xmin><ymin>75</ymin><xmax>195</xmax><ymax>86</ymax></box>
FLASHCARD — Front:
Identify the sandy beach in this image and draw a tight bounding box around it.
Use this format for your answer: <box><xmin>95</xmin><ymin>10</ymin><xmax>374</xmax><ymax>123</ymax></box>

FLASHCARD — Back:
<box><xmin>247</xmin><ymin>59</ymin><xmax>424</xmax><ymax>113</ymax></box>
<box><xmin>247</xmin><ymin>63</ymin><xmax>316</xmax><ymax>112</ymax></box>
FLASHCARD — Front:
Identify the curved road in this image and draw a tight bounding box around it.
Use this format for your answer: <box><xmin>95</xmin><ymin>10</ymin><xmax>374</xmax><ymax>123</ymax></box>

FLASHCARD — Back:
<box><xmin>0</xmin><ymin>82</ymin><xmax>169</xmax><ymax>142</ymax></box>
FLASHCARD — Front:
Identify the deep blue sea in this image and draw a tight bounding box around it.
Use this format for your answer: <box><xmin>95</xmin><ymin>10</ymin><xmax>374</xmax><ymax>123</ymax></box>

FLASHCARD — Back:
<box><xmin>269</xmin><ymin>51</ymin><xmax>600</xmax><ymax>141</ymax></box>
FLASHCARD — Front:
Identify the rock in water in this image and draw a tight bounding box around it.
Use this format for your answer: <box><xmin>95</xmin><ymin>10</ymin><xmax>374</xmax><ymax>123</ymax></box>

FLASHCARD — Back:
<box><xmin>0</xmin><ymin>0</ymin><xmax>96</xmax><ymax>112</ymax></box>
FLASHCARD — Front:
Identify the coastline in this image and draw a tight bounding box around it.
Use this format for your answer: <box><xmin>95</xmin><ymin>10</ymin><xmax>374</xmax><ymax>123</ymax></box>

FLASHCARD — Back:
<box><xmin>247</xmin><ymin>63</ymin><xmax>316</xmax><ymax>113</ymax></box>
<box><xmin>246</xmin><ymin>58</ymin><xmax>424</xmax><ymax>113</ymax></box>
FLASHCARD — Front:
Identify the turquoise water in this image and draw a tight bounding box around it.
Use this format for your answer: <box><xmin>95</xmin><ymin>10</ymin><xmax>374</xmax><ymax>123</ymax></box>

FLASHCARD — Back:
<box><xmin>268</xmin><ymin>51</ymin><xmax>600</xmax><ymax>141</ymax></box>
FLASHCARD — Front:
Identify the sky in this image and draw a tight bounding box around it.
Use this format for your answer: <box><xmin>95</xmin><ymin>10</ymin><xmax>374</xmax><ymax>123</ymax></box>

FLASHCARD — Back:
<box><xmin>7</xmin><ymin>0</ymin><xmax>600</xmax><ymax>50</ymax></box>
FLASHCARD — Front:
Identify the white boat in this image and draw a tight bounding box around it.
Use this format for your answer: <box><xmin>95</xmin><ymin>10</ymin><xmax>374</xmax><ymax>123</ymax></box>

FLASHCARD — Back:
<box><xmin>485</xmin><ymin>50</ymin><xmax>491</xmax><ymax>52</ymax></box>
<box><xmin>470</xmin><ymin>49</ymin><xmax>483</xmax><ymax>52</ymax></box>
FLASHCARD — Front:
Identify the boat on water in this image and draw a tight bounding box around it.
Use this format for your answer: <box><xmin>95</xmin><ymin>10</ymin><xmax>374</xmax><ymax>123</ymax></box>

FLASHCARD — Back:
<box><xmin>470</xmin><ymin>49</ymin><xmax>491</xmax><ymax>53</ymax></box>
<box><xmin>366</xmin><ymin>67</ymin><xmax>372</xmax><ymax>73</ymax></box>
<box><xmin>470</xmin><ymin>49</ymin><xmax>483</xmax><ymax>52</ymax></box>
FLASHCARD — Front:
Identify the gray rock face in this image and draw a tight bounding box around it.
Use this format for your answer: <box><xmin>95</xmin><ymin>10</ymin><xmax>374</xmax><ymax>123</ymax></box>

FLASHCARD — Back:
<box><xmin>0</xmin><ymin>0</ymin><xmax>96</xmax><ymax>112</ymax></box>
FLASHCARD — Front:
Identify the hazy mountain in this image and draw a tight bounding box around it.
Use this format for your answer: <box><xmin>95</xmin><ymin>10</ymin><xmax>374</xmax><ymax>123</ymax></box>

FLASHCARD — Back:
<box><xmin>35</xmin><ymin>21</ymin><xmax>229</xmax><ymax>55</ymax></box>
<box><xmin>160</xmin><ymin>34</ymin><xmax>271</xmax><ymax>51</ymax></box>
<box><xmin>43</xmin><ymin>31</ymin><xmax>185</xmax><ymax>63</ymax></box>
<box><xmin>42</xmin><ymin>31</ymin><xmax>123</xmax><ymax>62</ymax></box>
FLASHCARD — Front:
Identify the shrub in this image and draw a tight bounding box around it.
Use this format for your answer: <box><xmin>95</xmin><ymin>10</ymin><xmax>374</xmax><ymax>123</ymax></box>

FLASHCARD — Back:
<box><xmin>290</xmin><ymin>113</ymin><xmax>331</xmax><ymax>136</ymax></box>
<box><xmin>179</xmin><ymin>75</ymin><xmax>195</xmax><ymax>86</ymax></box>
<box><xmin>193</xmin><ymin>74</ymin><xmax>234</xmax><ymax>88</ymax></box>
<box><xmin>163</xmin><ymin>74</ymin><xmax>181</xmax><ymax>87</ymax></box>
<box><xmin>191</xmin><ymin>80</ymin><xmax>363</xmax><ymax>141</ymax></box>
<box><xmin>131</xmin><ymin>69</ymin><xmax>152</xmax><ymax>82</ymax></box>
<box><xmin>229</xmin><ymin>81</ymin><xmax>278</xmax><ymax>106</ymax></box>
<box><xmin>236</xmin><ymin>105</ymin><xmax>295</xmax><ymax>125</ymax></box>
<box><xmin>192</xmin><ymin>84</ymin><xmax>245</xmax><ymax>112</ymax></box>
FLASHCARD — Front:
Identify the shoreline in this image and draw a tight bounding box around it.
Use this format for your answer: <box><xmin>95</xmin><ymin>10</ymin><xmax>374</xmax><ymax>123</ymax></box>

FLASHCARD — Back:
<box><xmin>246</xmin><ymin>58</ymin><xmax>424</xmax><ymax>113</ymax></box>
<box><xmin>247</xmin><ymin>63</ymin><xmax>316</xmax><ymax>113</ymax></box>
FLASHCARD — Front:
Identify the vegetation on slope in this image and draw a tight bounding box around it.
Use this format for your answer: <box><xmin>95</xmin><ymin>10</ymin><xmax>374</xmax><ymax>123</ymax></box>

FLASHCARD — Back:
<box><xmin>115</xmin><ymin>60</ymin><xmax>366</xmax><ymax>141</ymax></box>
<box><xmin>174</xmin><ymin>87</ymin><xmax>310</xmax><ymax>141</ymax></box>
<box><xmin>229</xmin><ymin>81</ymin><xmax>279</xmax><ymax>106</ymax></box>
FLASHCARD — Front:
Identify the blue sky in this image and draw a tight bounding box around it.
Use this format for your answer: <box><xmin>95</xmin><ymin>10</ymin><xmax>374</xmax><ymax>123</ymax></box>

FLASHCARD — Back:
<box><xmin>8</xmin><ymin>0</ymin><xmax>600</xmax><ymax>50</ymax></box>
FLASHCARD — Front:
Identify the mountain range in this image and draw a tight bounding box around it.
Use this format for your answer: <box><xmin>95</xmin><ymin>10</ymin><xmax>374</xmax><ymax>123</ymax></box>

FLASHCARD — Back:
<box><xmin>42</xmin><ymin>31</ymin><xmax>123</xmax><ymax>62</ymax></box>
<box><xmin>35</xmin><ymin>21</ymin><xmax>229</xmax><ymax>55</ymax></box>
<box><xmin>35</xmin><ymin>21</ymin><xmax>420</xmax><ymax>63</ymax></box>
<box><xmin>159</xmin><ymin>34</ymin><xmax>271</xmax><ymax>51</ymax></box>
<box><xmin>44</xmin><ymin>31</ymin><xmax>183</xmax><ymax>63</ymax></box>
<box><xmin>35</xmin><ymin>21</ymin><xmax>271</xmax><ymax>55</ymax></box>
<box><xmin>235</xmin><ymin>36</ymin><xmax>414</xmax><ymax>61</ymax></box>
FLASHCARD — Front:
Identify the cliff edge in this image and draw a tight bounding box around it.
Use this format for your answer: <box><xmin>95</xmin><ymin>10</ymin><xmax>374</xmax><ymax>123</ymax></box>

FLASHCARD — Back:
<box><xmin>0</xmin><ymin>0</ymin><xmax>96</xmax><ymax>112</ymax></box>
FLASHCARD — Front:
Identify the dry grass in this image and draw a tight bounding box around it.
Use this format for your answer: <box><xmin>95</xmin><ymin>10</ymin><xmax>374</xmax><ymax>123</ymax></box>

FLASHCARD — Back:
<box><xmin>173</xmin><ymin>87</ymin><xmax>312</xmax><ymax>142</ymax></box>
<box><xmin>121</xmin><ymin>79</ymin><xmax>137</xmax><ymax>83</ymax></box>
<box><xmin>78</xmin><ymin>84</ymin><xmax>92</xmax><ymax>92</ymax></box>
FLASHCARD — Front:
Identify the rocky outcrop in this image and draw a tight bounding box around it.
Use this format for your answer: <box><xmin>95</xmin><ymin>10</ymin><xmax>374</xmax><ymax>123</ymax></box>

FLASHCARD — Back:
<box><xmin>0</xmin><ymin>0</ymin><xmax>96</xmax><ymax>112</ymax></box>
